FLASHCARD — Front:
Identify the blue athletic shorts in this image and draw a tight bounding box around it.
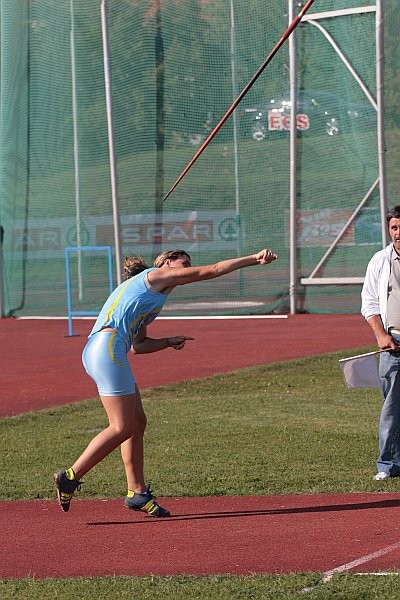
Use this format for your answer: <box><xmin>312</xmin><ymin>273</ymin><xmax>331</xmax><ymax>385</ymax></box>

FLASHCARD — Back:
<box><xmin>82</xmin><ymin>330</ymin><xmax>136</xmax><ymax>396</ymax></box>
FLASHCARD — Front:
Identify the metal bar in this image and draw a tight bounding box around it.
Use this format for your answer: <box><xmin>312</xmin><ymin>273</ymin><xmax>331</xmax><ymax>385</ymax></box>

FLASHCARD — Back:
<box><xmin>70</xmin><ymin>0</ymin><xmax>83</xmax><ymax>302</ymax></box>
<box><xmin>230</xmin><ymin>0</ymin><xmax>244</xmax><ymax>295</ymax></box>
<box><xmin>289</xmin><ymin>0</ymin><xmax>297</xmax><ymax>315</ymax></box>
<box><xmin>230</xmin><ymin>0</ymin><xmax>240</xmax><ymax>228</ymax></box>
<box><xmin>65</xmin><ymin>246</ymin><xmax>114</xmax><ymax>337</ymax></box>
<box><xmin>0</xmin><ymin>0</ymin><xmax>3</xmax><ymax>316</ymax></box>
<box><xmin>107</xmin><ymin>245</ymin><xmax>114</xmax><ymax>291</ymax></box>
<box><xmin>376</xmin><ymin>0</ymin><xmax>388</xmax><ymax>247</ymax></box>
<box><xmin>307</xmin><ymin>19</ymin><xmax>377</xmax><ymax>109</ymax></box>
<box><xmin>301</xmin><ymin>277</ymin><xmax>365</xmax><ymax>285</ymax></box>
<box><xmin>302</xmin><ymin>7</ymin><xmax>376</xmax><ymax>22</ymax></box>
<box><xmin>0</xmin><ymin>225</ymin><xmax>4</xmax><ymax>317</ymax></box>
<box><xmin>67</xmin><ymin>246</ymin><xmax>114</xmax><ymax>251</ymax></box>
<box><xmin>65</xmin><ymin>247</ymin><xmax>74</xmax><ymax>336</ymax></box>
<box><xmin>308</xmin><ymin>178</ymin><xmax>380</xmax><ymax>279</ymax></box>
<box><xmin>101</xmin><ymin>0</ymin><xmax>122</xmax><ymax>285</ymax></box>
<box><xmin>69</xmin><ymin>310</ymin><xmax>100</xmax><ymax>316</ymax></box>
<box><xmin>302</xmin><ymin>4</ymin><xmax>382</xmax><ymax>283</ymax></box>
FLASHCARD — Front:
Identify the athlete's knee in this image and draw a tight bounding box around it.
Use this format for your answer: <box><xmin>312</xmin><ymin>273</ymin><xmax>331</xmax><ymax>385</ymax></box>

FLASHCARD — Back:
<box><xmin>134</xmin><ymin>411</ymin><xmax>147</xmax><ymax>435</ymax></box>
<box><xmin>111</xmin><ymin>422</ymin><xmax>136</xmax><ymax>442</ymax></box>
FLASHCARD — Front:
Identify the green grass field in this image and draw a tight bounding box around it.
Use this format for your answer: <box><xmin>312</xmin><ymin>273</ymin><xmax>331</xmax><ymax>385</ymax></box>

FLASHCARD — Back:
<box><xmin>2</xmin><ymin>348</ymin><xmax>400</xmax><ymax>599</ymax></box>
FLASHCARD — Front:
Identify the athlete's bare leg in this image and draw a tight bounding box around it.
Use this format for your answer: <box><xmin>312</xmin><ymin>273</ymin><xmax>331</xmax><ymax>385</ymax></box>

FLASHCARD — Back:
<box><xmin>71</xmin><ymin>393</ymin><xmax>137</xmax><ymax>480</ymax></box>
<box><xmin>120</xmin><ymin>389</ymin><xmax>147</xmax><ymax>493</ymax></box>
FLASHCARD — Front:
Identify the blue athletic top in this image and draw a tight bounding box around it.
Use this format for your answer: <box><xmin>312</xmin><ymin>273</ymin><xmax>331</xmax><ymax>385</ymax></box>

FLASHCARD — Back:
<box><xmin>89</xmin><ymin>268</ymin><xmax>168</xmax><ymax>349</ymax></box>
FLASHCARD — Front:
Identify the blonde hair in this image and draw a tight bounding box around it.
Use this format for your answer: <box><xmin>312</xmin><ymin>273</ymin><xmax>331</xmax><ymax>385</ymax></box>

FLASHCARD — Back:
<box><xmin>122</xmin><ymin>254</ymin><xmax>149</xmax><ymax>281</ymax></box>
<box><xmin>154</xmin><ymin>249</ymin><xmax>191</xmax><ymax>268</ymax></box>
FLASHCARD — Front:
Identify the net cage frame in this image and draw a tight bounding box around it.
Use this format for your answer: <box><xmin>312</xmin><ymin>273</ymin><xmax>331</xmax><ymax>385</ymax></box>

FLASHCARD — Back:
<box><xmin>288</xmin><ymin>2</ymin><xmax>386</xmax><ymax>312</ymax></box>
<box><xmin>103</xmin><ymin>0</ymin><xmax>387</xmax><ymax>314</ymax></box>
<box><xmin>65</xmin><ymin>245</ymin><xmax>114</xmax><ymax>337</ymax></box>
<box><xmin>0</xmin><ymin>0</ymin><xmax>388</xmax><ymax>318</ymax></box>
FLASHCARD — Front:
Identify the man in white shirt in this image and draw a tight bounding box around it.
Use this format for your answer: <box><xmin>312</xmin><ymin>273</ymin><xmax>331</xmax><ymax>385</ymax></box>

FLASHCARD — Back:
<box><xmin>362</xmin><ymin>205</ymin><xmax>400</xmax><ymax>480</ymax></box>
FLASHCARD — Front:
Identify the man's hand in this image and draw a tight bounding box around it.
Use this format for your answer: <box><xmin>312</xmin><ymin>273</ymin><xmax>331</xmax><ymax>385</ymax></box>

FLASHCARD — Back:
<box><xmin>376</xmin><ymin>332</ymin><xmax>399</xmax><ymax>351</ymax></box>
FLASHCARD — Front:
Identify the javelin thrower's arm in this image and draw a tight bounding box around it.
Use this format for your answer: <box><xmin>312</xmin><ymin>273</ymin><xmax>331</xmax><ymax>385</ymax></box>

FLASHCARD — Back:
<box><xmin>132</xmin><ymin>325</ymin><xmax>195</xmax><ymax>354</ymax></box>
<box><xmin>148</xmin><ymin>249</ymin><xmax>278</xmax><ymax>293</ymax></box>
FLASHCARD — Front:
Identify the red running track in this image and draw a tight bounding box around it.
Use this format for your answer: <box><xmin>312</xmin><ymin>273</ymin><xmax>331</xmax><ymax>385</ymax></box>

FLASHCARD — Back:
<box><xmin>2</xmin><ymin>493</ymin><xmax>400</xmax><ymax>579</ymax></box>
<box><xmin>4</xmin><ymin>313</ymin><xmax>398</xmax><ymax>581</ymax></box>
<box><xmin>0</xmin><ymin>314</ymin><xmax>375</xmax><ymax>417</ymax></box>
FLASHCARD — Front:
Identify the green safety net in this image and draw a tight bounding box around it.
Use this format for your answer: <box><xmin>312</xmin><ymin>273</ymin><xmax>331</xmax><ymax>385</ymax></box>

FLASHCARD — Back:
<box><xmin>0</xmin><ymin>0</ymin><xmax>399</xmax><ymax>317</ymax></box>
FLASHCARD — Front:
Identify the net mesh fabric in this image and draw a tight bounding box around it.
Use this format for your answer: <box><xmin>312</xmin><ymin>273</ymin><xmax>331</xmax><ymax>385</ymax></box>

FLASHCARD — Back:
<box><xmin>0</xmin><ymin>0</ymin><xmax>399</xmax><ymax>317</ymax></box>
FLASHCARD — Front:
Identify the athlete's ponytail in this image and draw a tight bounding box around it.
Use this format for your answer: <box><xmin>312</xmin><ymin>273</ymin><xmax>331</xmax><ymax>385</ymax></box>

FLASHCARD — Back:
<box><xmin>122</xmin><ymin>255</ymin><xmax>149</xmax><ymax>281</ymax></box>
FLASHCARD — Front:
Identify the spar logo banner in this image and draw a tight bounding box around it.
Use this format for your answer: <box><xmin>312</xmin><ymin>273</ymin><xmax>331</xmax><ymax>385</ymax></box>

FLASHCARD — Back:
<box><xmin>293</xmin><ymin>209</ymin><xmax>355</xmax><ymax>247</ymax></box>
<box><xmin>293</xmin><ymin>207</ymin><xmax>382</xmax><ymax>247</ymax></box>
<box><xmin>8</xmin><ymin>211</ymin><xmax>242</xmax><ymax>257</ymax></box>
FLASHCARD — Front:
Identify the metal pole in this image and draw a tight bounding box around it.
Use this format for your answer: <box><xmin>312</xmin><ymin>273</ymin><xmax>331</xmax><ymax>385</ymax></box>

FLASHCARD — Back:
<box><xmin>376</xmin><ymin>0</ymin><xmax>388</xmax><ymax>247</ymax></box>
<box><xmin>101</xmin><ymin>0</ymin><xmax>122</xmax><ymax>285</ymax></box>
<box><xmin>230</xmin><ymin>0</ymin><xmax>240</xmax><ymax>230</ymax></box>
<box><xmin>0</xmin><ymin>0</ymin><xmax>5</xmax><ymax>316</ymax></box>
<box><xmin>0</xmin><ymin>226</ymin><xmax>4</xmax><ymax>317</ymax></box>
<box><xmin>230</xmin><ymin>0</ymin><xmax>244</xmax><ymax>294</ymax></box>
<box><xmin>65</xmin><ymin>248</ymin><xmax>74</xmax><ymax>336</ymax></box>
<box><xmin>70</xmin><ymin>0</ymin><xmax>83</xmax><ymax>301</ymax></box>
<box><xmin>289</xmin><ymin>0</ymin><xmax>297</xmax><ymax>314</ymax></box>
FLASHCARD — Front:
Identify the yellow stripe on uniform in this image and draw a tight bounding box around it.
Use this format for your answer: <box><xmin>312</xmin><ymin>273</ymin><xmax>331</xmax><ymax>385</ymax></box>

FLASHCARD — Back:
<box><xmin>107</xmin><ymin>332</ymin><xmax>127</xmax><ymax>367</ymax></box>
<box><xmin>103</xmin><ymin>279</ymin><xmax>131</xmax><ymax>324</ymax></box>
<box><xmin>126</xmin><ymin>307</ymin><xmax>163</xmax><ymax>345</ymax></box>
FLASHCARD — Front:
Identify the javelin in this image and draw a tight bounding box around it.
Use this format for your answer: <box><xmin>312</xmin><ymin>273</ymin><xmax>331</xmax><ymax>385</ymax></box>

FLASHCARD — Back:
<box><xmin>163</xmin><ymin>0</ymin><xmax>316</xmax><ymax>203</ymax></box>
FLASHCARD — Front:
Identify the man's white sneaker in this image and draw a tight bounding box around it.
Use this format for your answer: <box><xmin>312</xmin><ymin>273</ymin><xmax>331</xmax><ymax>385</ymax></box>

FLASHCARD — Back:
<box><xmin>373</xmin><ymin>471</ymin><xmax>391</xmax><ymax>481</ymax></box>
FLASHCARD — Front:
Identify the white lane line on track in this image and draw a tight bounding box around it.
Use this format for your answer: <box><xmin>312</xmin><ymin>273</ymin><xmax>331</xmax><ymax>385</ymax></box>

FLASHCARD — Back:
<box><xmin>355</xmin><ymin>572</ymin><xmax>400</xmax><ymax>576</ymax></box>
<box><xmin>16</xmin><ymin>314</ymin><xmax>289</xmax><ymax>320</ymax></box>
<box><xmin>302</xmin><ymin>541</ymin><xmax>400</xmax><ymax>592</ymax></box>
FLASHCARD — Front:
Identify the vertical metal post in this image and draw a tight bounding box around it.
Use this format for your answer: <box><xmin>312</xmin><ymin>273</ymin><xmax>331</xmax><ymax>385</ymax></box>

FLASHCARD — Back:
<box><xmin>289</xmin><ymin>0</ymin><xmax>298</xmax><ymax>314</ymax></box>
<box><xmin>107</xmin><ymin>245</ymin><xmax>113</xmax><ymax>291</ymax></box>
<box><xmin>376</xmin><ymin>0</ymin><xmax>388</xmax><ymax>247</ymax></box>
<box><xmin>65</xmin><ymin>247</ymin><xmax>74</xmax><ymax>336</ymax></box>
<box><xmin>65</xmin><ymin>246</ymin><xmax>114</xmax><ymax>337</ymax></box>
<box><xmin>101</xmin><ymin>0</ymin><xmax>122</xmax><ymax>285</ymax></box>
<box><xmin>0</xmin><ymin>1</ymin><xmax>6</xmax><ymax>316</ymax></box>
<box><xmin>153</xmin><ymin>0</ymin><xmax>165</xmax><ymax>260</ymax></box>
<box><xmin>0</xmin><ymin>226</ymin><xmax>4</xmax><ymax>317</ymax></box>
<box><xmin>230</xmin><ymin>0</ymin><xmax>240</xmax><ymax>233</ymax></box>
<box><xmin>70</xmin><ymin>0</ymin><xmax>83</xmax><ymax>301</ymax></box>
<box><xmin>230</xmin><ymin>0</ymin><xmax>243</xmax><ymax>293</ymax></box>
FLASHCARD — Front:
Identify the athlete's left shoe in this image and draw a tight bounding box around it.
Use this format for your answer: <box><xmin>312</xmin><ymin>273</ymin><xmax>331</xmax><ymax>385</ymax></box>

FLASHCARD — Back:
<box><xmin>124</xmin><ymin>484</ymin><xmax>170</xmax><ymax>517</ymax></box>
<box><xmin>53</xmin><ymin>470</ymin><xmax>83</xmax><ymax>512</ymax></box>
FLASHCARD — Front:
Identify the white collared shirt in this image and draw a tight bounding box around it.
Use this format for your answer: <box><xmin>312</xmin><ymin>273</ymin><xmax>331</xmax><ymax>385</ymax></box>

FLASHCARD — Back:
<box><xmin>387</xmin><ymin>253</ymin><xmax>400</xmax><ymax>329</ymax></box>
<box><xmin>361</xmin><ymin>243</ymin><xmax>393</xmax><ymax>330</ymax></box>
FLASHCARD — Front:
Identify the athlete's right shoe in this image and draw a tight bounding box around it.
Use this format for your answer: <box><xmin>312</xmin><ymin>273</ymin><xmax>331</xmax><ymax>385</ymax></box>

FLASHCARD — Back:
<box><xmin>53</xmin><ymin>470</ymin><xmax>83</xmax><ymax>512</ymax></box>
<box><xmin>124</xmin><ymin>484</ymin><xmax>170</xmax><ymax>517</ymax></box>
